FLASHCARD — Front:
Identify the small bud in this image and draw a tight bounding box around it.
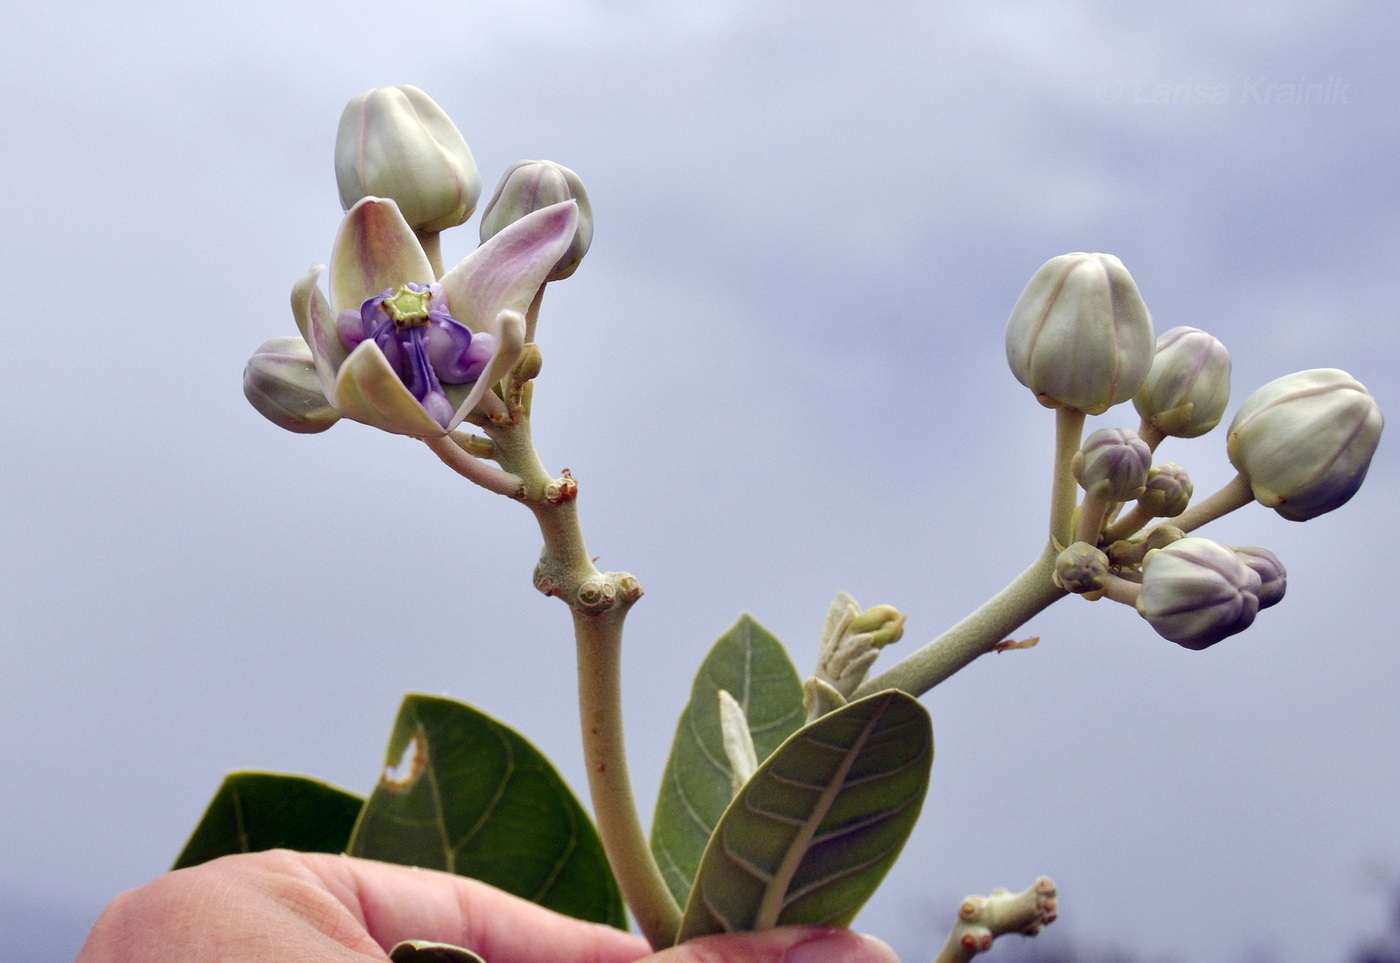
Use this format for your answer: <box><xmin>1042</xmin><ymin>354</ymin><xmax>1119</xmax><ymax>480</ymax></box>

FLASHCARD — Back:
<box><xmin>813</xmin><ymin>593</ymin><xmax>906</xmax><ymax>700</ymax></box>
<box><xmin>336</xmin><ymin>85</ymin><xmax>481</xmax><ymax>233</ymax></box>
<box><xmin>1138</xmin><ymin>462</ymin><xmax>1193</xmax><ymax>518</ymax></box>
<box><xmin>1054</xmin><ymin>542</ymin><xmax>1111</xmax><ymax>598</ymax></box>
<box><xmin>846</xmin><ymin>604</ymin><xmax>907</xmax><ymax>647</ymax></box>
<box><xmin>1138</xmin><ymin>537</ymin><xmax>1262</xmax><ymax>649</ymax></box>
<box><xmin>480</xmin><ymin>160</ymin><xmax>593</xmax><ymax>280</ymax></box>
<box><xmin>1133</xmin><ymin>327</ymin><xmax>1232</xmax><ymax>438</ymax></box>
<box><xmin>1233</xmin><ymin>546</ymin><xmax>1286</xmax><ymax>609</ymax></box>
<box><xmin>1073</xmin><ymin>428</ymin><xmax>1152</xmax><ymax>501</ymax></box>
<box><xmin>1005</xmin><ymin>253</ymin><xmax>1156</xmax><ymax>415</ymax></box>
<box><xmin>243</xmin><ymin>337</ymin><xmax>341</xmax><ymax>434</ymax></box>
<box><xmin>1227</xmin><ymin>369</ymin><xmax>1384</xmax><ymax>521</ymax></box>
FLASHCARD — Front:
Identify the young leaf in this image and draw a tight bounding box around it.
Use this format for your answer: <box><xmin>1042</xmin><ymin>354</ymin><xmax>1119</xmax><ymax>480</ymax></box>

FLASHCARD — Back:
<box><xmin>346</xmin><ymin>693</ymin><xmax>626</xmax><ymax>929</ymax></box>
<box><xmin>172</xmin><ymin>771</ymin><xmax>363</xmax><ymax>869</ymax></box>
<box><xmin>650</xmin><ymin>614</ymin><xmax>805</xmax><ymax>907</ymax></box>
<box><xmin>677</xmin><ymin>690</ymin><xmax>932</xmax><ymax>940</ymax></box>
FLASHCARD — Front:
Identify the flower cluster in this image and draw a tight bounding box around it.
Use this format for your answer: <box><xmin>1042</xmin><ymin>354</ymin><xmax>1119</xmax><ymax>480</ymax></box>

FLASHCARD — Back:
<box><xmin>244</xmin><ymin>86</ymin><xmax>592</xmax><ymax>437</ymax></box>
<box><xmin>1011</xmin><ymin>253</ymin><xmax>1383</xmax><ymax>648</ymax></box>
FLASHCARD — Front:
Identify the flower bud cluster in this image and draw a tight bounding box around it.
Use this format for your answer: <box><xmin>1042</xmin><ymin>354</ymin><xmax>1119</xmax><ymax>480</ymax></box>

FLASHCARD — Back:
<box><xmin>1004</xmin><ymin>252</ymin><xmax>1381</xmax><ymax>652</ymax></box>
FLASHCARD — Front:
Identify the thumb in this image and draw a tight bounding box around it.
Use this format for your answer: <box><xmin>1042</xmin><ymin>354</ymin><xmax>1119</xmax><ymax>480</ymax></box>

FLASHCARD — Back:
<box><xmin>645</xmin><ymin>927</ymin><xmax>899</xmax><ymax>963</ymax></box>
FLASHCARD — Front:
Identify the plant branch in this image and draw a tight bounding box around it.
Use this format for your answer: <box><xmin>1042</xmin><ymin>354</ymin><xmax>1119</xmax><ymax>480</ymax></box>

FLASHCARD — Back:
<box><xmin>933</xmin><ymin>877</ymin><xmax>1058</xmax><ymax>963</ymax></box>
<box><xmin>852</xmin><ymin>544</ymin><xmax>1066</xmax><ymax>699</ymax></box>
<box><xmin>1159</xmin><ymin>471</ymin><xmax>1253</xmax><ymax>534</ymax></box>
<box><xmin>484</xmin><ymin>409</ymin><xmax>681</xmax><ymax>949</ymax></box>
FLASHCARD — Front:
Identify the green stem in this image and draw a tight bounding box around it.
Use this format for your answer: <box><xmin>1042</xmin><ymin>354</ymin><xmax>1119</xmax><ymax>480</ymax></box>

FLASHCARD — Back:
<box><xmin>1158</xmin><ymin>471</ymin><xmax>1253</xmax><ymax>534</ymax></box>
<box><xmin>422</xmin><ymin>434</ymin><xmax>522</xmax><ymax>497</ymax></box>
<box><xmin>1050</xmin><ymin>409</ymin><xmax>1086</xmax><ymax>549</ymax></box>
<box><xmin>574</xmin><ymin>608</ymin><xmax>682</xmax><ymax>947</ymax></box>
<box><xmin>416</xmin><ymin>230</ymin><xmax>445</xmax><ymax>278</ymax></box>
<box><xmin>1103</xmin><ymin>502</ymin><xmax>1153</xmax><ymax>544</ymax></box>
<box><xmin>852</xmin><ymin>544</ymin><xmax>1066</xmax><ymax>699</ymax></box>
<box><xmin>485</xmin><ymin>413</ymin><xmax>681</xmax><ymax>949</ymax></box>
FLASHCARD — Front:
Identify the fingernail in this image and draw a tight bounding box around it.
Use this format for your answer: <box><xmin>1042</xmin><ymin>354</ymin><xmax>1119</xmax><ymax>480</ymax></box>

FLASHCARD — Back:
<box><xmin>784</xmin><ymin>928</ymin><xmax>899</xmax><ymax>963</ymax></box>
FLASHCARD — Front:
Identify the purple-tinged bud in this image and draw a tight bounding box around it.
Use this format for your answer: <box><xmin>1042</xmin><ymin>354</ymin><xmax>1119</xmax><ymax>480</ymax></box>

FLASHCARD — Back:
<box><xmin>1138</xmin><ymin>462</ymin><xmax>1193</xmax><ymax>518</ymax></box>
<box><xmin>243</xmin><ymin>337</ymin><xmax>341</xmax><ymax>434</ymax></box>
<box><xmin>1138</xmin><ymin>537</ymin><xmax>1261</xmax><ymax>649</ymax></box>
<box><xmin>336</xmin><ymin>85</ymin><xmax>481</xmax><ymax>233</ymax></box>
<box><xmin>1054</xmin><ymin>542</ymin><xmax>1111</xmax><ymax>598</ymax></box>
<box><xmin>1073</xmin><ymin>428</ymin><xmax>1152</xmax><ymax>501</ymax></box>
<box><xmin>1227</xmin><ymin>369</ymin><xmax>1384</xmax><ymax>521</ymax></box>
<box><xmin>1233</xmin><ymin>546</ymin><xmax>1286</xmax><ymax>609</ymax></box>
<box><xmin>1134</xmin><ymin>326</ymin><xmax>1232</xmax><ymax>438</ymax></box>
<box><xmin>480</xmin><ymin>160</ymin><xmax>593</xmax><ymax>281</ymax></box>
<box><xmin>1005</xmin><ymin>253</ymin><xmax>1156</xmax><ymax>415</ymax></box>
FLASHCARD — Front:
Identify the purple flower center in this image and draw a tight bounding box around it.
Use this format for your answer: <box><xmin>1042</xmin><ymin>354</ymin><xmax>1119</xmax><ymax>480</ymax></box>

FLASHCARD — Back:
<box><xmin>337</xmin><ymin>283</ymin><xmax>497</xmax><ymax>428</ymax></box>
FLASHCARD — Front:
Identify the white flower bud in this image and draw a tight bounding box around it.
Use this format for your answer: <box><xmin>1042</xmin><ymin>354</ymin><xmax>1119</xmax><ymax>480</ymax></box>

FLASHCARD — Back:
<box><xmin>1133</xmin><ymin>326</ymin><xmax>1232</xmax><ymax>438</ymax></box>
<box><xmin>1005</xmin><ymin>253</ymin><xmax>1156</xmax><ymax>415</ymax></box>
<box><xmin>480</xmin><ymin>160</ymin><xmax>593</xmax><ymax>281</ymax></box>
<box><xmin>336</xmin><ymin>85</ymin><xmax>481</xmax><ymax>233</ymax></box>
<box><xmin>1138</xmin><ymin>537</ymin><xmax>1261</xmax><ymax>650</ymax></box>
<box><xmin>1073</xmin><ymin>428</ymin><xmax>1152</xmax><ymax>501</ymax></box>
<box><xmin>1138</xmin><ymin>462</ymin><xmax>1193</xmax><ymax>518</ymax></box>
<box><xmin>1233</xmin><ymin>546</ymin><xmax>1286</xmax><ymax>609</ymax></box>
<box><xmin>243</xmin><ymin>337</ymin><xmax>341</xmax><ymax>434</ymax></box>
<box><xmin>1227</xmin><ymin>369</ymin><xmax>1384</xmax><ymax>521</ymax></box>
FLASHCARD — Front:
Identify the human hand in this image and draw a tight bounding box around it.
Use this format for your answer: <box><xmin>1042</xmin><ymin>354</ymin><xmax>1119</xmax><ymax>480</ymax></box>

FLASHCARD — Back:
<box><xmin>76</xmin><ymin>851</ymin><xmax>899</xmax><ymax>963</ymax></box>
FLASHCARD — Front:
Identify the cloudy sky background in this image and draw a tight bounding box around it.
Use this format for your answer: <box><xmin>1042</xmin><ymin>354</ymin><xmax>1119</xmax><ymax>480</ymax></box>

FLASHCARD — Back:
<box><xmin>4</xmin><ymin>1</ymin><xmax>1398</xmax><ymax>961</ymax></box>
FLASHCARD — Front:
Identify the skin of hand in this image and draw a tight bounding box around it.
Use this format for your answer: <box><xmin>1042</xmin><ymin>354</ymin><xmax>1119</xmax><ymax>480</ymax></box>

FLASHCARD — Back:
<box><xmin>75</xmin><ymin>851</ymin><xmax>900</xmax><ymax>963</ymax></box>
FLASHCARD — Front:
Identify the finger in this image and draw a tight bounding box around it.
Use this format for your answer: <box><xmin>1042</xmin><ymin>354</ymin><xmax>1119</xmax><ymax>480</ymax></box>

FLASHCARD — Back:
<box><xmin>301</xmin><ymin>853</ymin><xmax>651</xmax><ymax>963</ymax></box>
<box><xmin>647</xmin><ymin>927</ymin><xmax>899</xmax><ymax>963</ymax></box>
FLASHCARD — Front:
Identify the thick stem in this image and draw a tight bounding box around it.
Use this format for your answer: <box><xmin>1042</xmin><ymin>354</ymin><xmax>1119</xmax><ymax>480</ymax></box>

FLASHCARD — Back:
<box><xmin>1050</xmin><ymin>409</ymin><xmax>1086</xmax><ymax>549</ymax></box>
<box><xmin>933</xmin><ymin>877</ymin><xmax>1058</xmax><ymax>963</ymax></box>
<box><xmin>485</xmin><ymin>414</ymin><xmax>681</xmax><ymax>948</ymax></box>
<box><xmin>1159</xmin><ymin>471</ymin><xmax>1253</xmax><ymax>534</ymax></box>
<box><xmin>574</xmin><ymin>608</ymin><xmax>682</xmax><ymax>947</ymax></box>
<box><xmin>852</xmin><ymin>544</ymin><xmax>1066</xmax><ymax>699</ymax></box>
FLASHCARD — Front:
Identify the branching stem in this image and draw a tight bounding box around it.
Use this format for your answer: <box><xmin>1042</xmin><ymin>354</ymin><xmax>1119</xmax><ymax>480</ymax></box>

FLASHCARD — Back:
<box><xmin>853</xmin><ymin>544</ymin><xmax>1066</xmax><ymax>699</ymax></box>
<box><xmin>481</xmin><ymin>402</ymin><xmax>681</xmax><ymax>949</ymax></box>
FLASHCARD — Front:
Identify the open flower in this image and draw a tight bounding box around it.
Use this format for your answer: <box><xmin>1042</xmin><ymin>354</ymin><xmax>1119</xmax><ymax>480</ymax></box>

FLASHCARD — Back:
<box><xmin>259</xmin><ymin>195</ymin><xmax>577</xmax><ymax>437</ymax></box>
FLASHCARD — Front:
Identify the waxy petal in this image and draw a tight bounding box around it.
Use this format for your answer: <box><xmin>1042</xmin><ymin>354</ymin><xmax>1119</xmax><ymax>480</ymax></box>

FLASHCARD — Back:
<box><xmin>443</xmin><ymin>309</ymin><xmax>525</xmax><ymax>431</ymax></box>
<box><xmin>330</xmin><ymin>197</ymin><xmax>435</xmax><ymax>314</ymax></box>
<box><xmin>438</xmin><ymin>200</ymin><xmax>578</xmax><ymax>333</ymax></box>
<box><xmin>332</xmin><ymin>339</ymin><xmax>447</xmax><ymax>437</ymax></box>
<box><xmin>291</xmin><ymin>265</ymin><xmax>346</xmax><ymax>398</ymax></box>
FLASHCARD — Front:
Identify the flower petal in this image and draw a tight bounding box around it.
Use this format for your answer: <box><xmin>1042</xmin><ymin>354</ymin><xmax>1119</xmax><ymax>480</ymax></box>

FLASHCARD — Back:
<box><xmin>438</xmin><ymin>200</ymin><xmax>578</xmax><ymax>333</ymax></box>
<box><xmin>444</xmin><ymin>309</ymin><xmax>525</xmax><ymax>431</ymax></box>
<box><xmin>329</xmin><ymin>197</ymin><xmax>435</xmax><ymax>314</ymax></box>
<box><xmin>332</xmin><ymin>339</ymin><xmax>448</xmax><ymax>437</ymax></box>
<box><xmin>291</xmin><ymin>265</ymin><xmax>346</xmax><ymax>397</ymax></box>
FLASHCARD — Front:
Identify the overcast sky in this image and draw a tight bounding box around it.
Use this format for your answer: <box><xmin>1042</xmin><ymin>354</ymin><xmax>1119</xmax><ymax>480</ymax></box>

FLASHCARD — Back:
<box><xmin>4</xmin><ymin>2</ymin><xmax>1399</xmax><ymax>961</ymax></box>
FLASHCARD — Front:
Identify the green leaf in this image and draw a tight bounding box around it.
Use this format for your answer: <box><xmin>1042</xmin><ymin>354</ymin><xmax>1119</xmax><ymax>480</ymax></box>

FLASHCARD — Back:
<box><xmin>389</xmin><ymin>940</ymin><xmax>487</xmax><ymax>963</ymax></box>
<box><xmin>172</xmin><ymin>771</ymin><xmax>363</xmax><ymax>869</ymax></box>
<box><xmin>651</xmin><ymin>614</ymin><xmax>805</xmax><ymax>907</ymax></box>
<box><xmin>346</xmin><ymin>693</ymin><xmax>626</xmax><ymax>930</ymax></box>
<box><xmin>677</xmin><ymin>690</ymin><xmax>932</xmax><ymax>940</ymax></box>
